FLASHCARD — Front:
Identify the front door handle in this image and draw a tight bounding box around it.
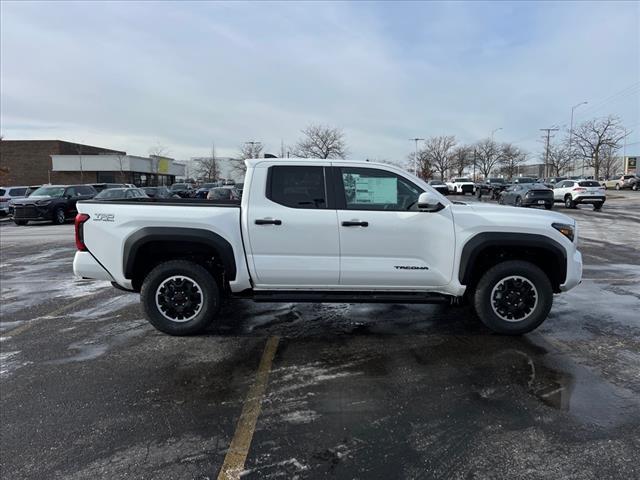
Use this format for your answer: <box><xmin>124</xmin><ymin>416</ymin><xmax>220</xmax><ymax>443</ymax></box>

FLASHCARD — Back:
<box><xmin>341</xmin><ymin>221</ymin><xmax>368</xmax><ymax>227</ymax></box>
<box><xmin>255</xmin><ymin>218</ymin><xmax>282</xmax><ymax>225</ymax></box>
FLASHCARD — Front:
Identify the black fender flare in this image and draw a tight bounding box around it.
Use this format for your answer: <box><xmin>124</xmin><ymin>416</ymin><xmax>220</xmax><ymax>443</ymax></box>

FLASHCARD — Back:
<box><xmin>458</xmin><ymin>232</ymin><xmax>567</xmax><ymax>286</ymax></box>
<box><xmin>123</xmin><ymin>227</ymin><xmax>237</xmax><ymax>280</ymax></box>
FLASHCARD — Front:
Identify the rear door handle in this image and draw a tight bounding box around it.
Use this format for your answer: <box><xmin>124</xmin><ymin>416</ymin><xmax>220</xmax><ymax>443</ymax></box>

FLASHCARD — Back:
<box><xmin>341</xmin><ymin>221</ymin><xmax>368</xmax><ymax>227</ymax></box>
<box><xmin>255</xmin><ymin>219</ymin><xmax>282</xmax><ymax>225</ymax></box>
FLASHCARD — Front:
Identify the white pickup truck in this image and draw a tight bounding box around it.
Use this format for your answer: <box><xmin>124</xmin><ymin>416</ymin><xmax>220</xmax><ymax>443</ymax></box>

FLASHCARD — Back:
<box><xmin>73</xmin><ymin>159</ymin><xmax>582</xmax><ymax>336</ymax></box>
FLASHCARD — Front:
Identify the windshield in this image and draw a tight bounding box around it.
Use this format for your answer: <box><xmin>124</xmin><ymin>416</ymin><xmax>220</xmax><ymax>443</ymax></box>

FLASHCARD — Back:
<box><xmin>456</xmin><ymin>178</ymin><xmax>471</xmax><ymax>182</ymax></box>
<box><xmin>430</xmin><ymin>180</ymin><xmax>445</xmax><ymax>185</ymax></box>
<box><xmin>488</xmin><ymin>178</ymin><xmax>505</xmax><ymax>183</ymax></box>
<box><xmin>171</xmin><ymin>184</ymin><xmax>188</xmax><ymax>190</ymax></box>
<box><xmin>29</xmin><ymin>186</ymin><xmax>66</xmax><ymax>197</ymax></box>
<box><xmin>200</xmin><ymin>183</ymin><xmax>217</xmax><ymax>189</ymax></box>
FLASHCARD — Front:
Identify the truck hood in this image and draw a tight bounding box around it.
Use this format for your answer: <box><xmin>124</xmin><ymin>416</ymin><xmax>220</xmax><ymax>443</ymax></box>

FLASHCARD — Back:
<box><xmin>450</xmin><ymin>201</ymin><xmax>575</xmax><ymax>225</ymax></box>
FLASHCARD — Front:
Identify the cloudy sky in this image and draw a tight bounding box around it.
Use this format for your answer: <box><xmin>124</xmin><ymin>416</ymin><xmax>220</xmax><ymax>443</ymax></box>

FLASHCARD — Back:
<box><xmin>1</xmin><ymin>1</ymin><xmax>638</xmax><ymax>163</ymax></box>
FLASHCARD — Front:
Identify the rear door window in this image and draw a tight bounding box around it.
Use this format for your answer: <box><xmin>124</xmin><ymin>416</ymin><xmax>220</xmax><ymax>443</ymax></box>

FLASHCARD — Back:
<box><xmin>267</xmin><ymin>166</ymin><xmax>327</xmax><ymax>209</ymax></box>
<box><xmin>8</xmin><ymin>188</ymin><xmax>27</xmax><ymax>196</ymax></box>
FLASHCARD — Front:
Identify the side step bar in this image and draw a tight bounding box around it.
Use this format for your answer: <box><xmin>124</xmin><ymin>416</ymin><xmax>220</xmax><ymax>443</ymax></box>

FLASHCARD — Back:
<box><xmin>244</xmin><ymin>290</ymin><xmax>454</xmax><ymax>304</ymax></box>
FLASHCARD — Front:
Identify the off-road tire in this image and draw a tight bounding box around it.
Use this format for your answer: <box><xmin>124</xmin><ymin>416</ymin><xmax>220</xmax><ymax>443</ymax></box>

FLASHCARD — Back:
<box><xmin>141</xmin><ymin>259</ymin><xmax>220</xmax><ymax>335</ymax></box>
<box><xmin>473</xmin><ymin>260</ymin><xmax>553</xmax><ymax>335</ymax></box>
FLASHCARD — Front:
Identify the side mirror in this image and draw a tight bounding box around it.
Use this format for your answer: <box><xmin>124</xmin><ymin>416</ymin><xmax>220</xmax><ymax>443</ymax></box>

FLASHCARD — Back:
<box><xmin>418</xmin><ymin>192</ymin><xmax>444</xmax><ymax>212</ymax></box>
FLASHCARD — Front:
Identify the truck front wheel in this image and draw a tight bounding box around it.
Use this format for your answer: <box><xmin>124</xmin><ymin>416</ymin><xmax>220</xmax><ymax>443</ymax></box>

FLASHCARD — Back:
<box><xmin>141</xmin><ymin>260</ymin><xmax>220</xmax><ymax>335</ymax></box>
<box><xmin>473</xmin><ymin>260</ymin><xmax>553</xmax><ymax>335</ymax></box>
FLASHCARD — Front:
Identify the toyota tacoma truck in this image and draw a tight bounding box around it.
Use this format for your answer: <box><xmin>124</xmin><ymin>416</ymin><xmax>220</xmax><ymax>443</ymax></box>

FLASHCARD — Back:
<box><xmin>73</xmin><ymin>159</ymin><xmax>582</xmax><ymax>336</ymax></box>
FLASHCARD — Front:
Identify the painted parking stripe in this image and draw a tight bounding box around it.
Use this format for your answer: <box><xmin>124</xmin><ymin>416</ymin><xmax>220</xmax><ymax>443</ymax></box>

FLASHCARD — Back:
<box><xmin>217</xmin><ymin>336</ymin><xmax>280</xmax><ymax>480</ymax></box>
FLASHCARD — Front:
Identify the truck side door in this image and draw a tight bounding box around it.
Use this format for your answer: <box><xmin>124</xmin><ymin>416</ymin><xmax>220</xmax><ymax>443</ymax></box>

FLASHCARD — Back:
<box><xmin>244</xmin><ymin>162</ymin><xmax>340</xmax><ymax>288</ymax></box>
<box><xmin>333</xmin><ymin>165</ymin><xmax>456</xmax><ymax>289</ymax></box>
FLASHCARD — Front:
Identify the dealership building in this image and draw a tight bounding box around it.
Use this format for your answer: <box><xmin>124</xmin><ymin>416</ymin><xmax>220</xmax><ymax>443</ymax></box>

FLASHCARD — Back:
<box><xmin>0</xmin><ymin>139</ymin><xmax>184</xmax><ymax>186</ymax></box>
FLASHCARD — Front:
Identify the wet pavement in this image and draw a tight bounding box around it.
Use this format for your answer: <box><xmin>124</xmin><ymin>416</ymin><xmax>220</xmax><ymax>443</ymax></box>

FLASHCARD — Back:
<box><xmin>1</xmin><ymin>192</ymin><xmax>639</xmax><ymax>479</ymax></box>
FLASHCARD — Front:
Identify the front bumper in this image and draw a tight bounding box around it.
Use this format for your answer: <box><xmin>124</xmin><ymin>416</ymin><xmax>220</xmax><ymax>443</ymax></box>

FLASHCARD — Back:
<box><xmin>560</xmin><ymin>249</ymin><xmax>582</xmax><ymax>292</ymax></box>
<box><xmin>12</xmin><ymin>205</ymin><xmax>54</xmax><ymax>220</ymax></box>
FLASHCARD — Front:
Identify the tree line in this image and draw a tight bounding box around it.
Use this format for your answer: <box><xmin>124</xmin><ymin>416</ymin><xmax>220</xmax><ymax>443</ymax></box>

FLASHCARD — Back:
<box><xmin>190</xmin><ymin>114</ymin><xmax>630</xmax><ymax>181</ymax></box>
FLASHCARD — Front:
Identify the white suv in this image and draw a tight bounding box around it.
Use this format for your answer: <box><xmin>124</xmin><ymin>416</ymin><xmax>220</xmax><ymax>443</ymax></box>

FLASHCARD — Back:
<box><xmin>553</xmin><ymin>179</ymin><xmax>606</xmax><ymax>210</ymax></box>
<box><xmin>0</xmin><ymin>186</ymin><xmax>29</xmax><ymax>215</ymax></box>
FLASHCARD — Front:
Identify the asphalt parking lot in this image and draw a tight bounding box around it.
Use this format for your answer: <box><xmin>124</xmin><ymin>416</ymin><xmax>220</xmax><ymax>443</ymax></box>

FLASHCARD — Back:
<box><xmin>1</xmin><ymin>192</ymin><xmax>639</xmax><ymax>479</ymax></box>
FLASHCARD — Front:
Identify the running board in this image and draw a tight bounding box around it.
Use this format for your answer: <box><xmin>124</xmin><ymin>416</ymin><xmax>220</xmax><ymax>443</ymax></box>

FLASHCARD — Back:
<box><xmin>245</xmin><ymin>290</ymin><xmax>453</xmax><ymax>304</ymax></box>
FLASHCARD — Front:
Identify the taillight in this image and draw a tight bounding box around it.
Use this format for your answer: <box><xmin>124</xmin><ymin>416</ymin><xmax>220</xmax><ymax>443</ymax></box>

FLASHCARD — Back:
<box><xmin>75</xmin><ymin>213</ymin><xmax>90</xmax><ymax>251</ymax></box>
<box><xmin>573</xmin><ymin>187</ymin><xmax>587</xmax><ymax>192</ymax></box>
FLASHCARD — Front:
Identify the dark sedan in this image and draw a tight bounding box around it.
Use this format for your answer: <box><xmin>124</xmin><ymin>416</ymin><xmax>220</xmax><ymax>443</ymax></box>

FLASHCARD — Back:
<box><xmin>194</xmin><ymin>182</ymin><xmax>220</xmax><ymax>199</ymax></box>
<box><xmin>499</xmin><ymin>183</ymin><xmax>554</xmax><ymax>210</ymax></box>
<box><xmin>427</xmin><ymin>180</ymin><xmax>449</xmax><ymax>195</ymax></box>
<box><xmin>142</xmin><ymin>187</ymin><xmax>180</xmax><ymax>199</ymax></box>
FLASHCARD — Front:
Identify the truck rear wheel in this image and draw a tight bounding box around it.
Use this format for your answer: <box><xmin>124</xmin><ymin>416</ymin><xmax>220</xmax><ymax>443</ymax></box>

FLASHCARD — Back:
<box><xmin>473</xmin><ymin>260</ymin><xmax>552</xmax><ymax>335</ymax></box>
<box><xmin>141</xmin><ymin>260</ymin><xmax>220</xmax><ymax>335</ymax></box>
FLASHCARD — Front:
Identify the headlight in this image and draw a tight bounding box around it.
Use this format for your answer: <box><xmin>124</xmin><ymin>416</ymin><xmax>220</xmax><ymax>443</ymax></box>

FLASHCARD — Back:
<box><xmin>552</xmin><ymin>223</ymin><xmax>574</xmax><ymax>242</ymax></box>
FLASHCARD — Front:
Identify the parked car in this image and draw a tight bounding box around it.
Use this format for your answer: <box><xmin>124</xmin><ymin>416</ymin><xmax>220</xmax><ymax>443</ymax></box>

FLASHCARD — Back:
<box><xmin>427</xmin><ymin>180</ymin><xmax>449</xmax><ymax>195</ymax></box>
<box><xmin>206</xmin><ymin>186</ymin><xmax>241</xmax><ymax>201</ymax></box>
<box><xmin>0</xmin><ymin>186</ymin><xmax>30</xmax><ymax>215</ymax></box>
<box><xmin>446</xmin><ymin>177</ymin><xmax>475</xmax><ymax>195</ymax></box>
<box><xmin>511</xmin><ymin>177</ymin><xmax>537</xmax><ymax>184</ymax></box>
<box><xmin>235</xmin><ymin>182</ymin><xmax>245</xmax><ymax>197</ymax></box>
<box><xmin>545</xmin><ymin>177</ymin><xmax>567</xmax><ymax>186</ymax></box>
<box><xmin>603</xmin><ymin>174</ymin><xmax>637</xmax><ymax>190</ymax></box>
<box><xmin>142</xmin><ymin>187</ymin><xmax>180</xmax><ymax>199</ymax></box>
<box><xmin>475</xmin><ymin>177</ymin><xmax>508</xmax><ymax>199</ymax></box>
<box><xmin>11</xmin><ymin>184</ymin><xmax>97</xmax><ymax>225</ymax></box>
<box><xmin>195</xmin><ymin>183</ymin><xmax>220</xmax><ymax>199</ymax></box>
<box><xmin>94</xmin><ymin>188</ymin><xmax>148</xmax><ymax>200</ymax></box>
<box><xmin>170</xmin><ymin>183</ymin><xmax>196</xmax><ymax>198</ymax></box>
<box><xmin>630</xmin><ymin>176</ymin><xmax>639</xmax><ymax>191</ymax></box>
<box><xmin>74</xmin><ymin>159</ymin><xmax>582</xmax><ymax>336</ymax></box>
<box><xmin>90</xmin><ymin>183</ymin><xmax>126</xmax><ymax>193</ymax></box>
<box><xmin>553</xmin><ymin>179</ymin><xmax>606</xmax><ymax>210</ymax></box>
<box><xmin>499</xmin><ymin>183</ymin><xmax>554</xmax><ymax>209</ymax></box>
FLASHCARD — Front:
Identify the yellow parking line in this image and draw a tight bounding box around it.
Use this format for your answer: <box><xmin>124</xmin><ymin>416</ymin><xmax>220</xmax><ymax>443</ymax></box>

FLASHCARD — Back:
<box><xmin>217</xmin><ymin>336</ymin><xmax>280</xmax><ymax>480</ymax></box>
<box><xmin>2</xmin><ymin>293</ymin><xmax>103</xmax><ymax>338</ymax></box>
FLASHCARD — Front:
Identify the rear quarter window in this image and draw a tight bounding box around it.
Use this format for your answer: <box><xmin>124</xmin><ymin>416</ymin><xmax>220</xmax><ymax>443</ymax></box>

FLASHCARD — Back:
<box><xmin>0</xmin><ymin>189</ymin><xmax>6</xmax><ymax>196</ymax></box>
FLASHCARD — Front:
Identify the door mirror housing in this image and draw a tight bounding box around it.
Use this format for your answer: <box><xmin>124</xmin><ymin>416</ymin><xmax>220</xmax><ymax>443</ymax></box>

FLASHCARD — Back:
<box><xmin>418</xmin><ymin>192</ymin><xmax>444</xmax><ymax>212</ymax></box>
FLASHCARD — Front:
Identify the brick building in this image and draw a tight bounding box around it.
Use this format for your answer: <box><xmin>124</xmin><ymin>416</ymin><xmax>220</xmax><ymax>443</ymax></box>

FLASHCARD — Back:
<box><xmin>0</xmin><ymin>140</ymin><xmax>185</xmax><ymax>186</ymax></box>
<box><xmin>0</xmin><ymin>140</ymin><xmax>124</xmax><ymax>185</ymax></box>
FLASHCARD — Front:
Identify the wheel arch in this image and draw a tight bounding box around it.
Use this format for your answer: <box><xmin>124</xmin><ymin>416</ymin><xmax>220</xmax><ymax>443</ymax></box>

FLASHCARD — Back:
<box><xmin>123</xmin><ymin>227</ymin><xmax>237</xmax><ymax>290</ymax></box>
<box><xmin>459</xmin><ymin>232</ymin><xmax>567</xmax><ymax>293</ymax></box>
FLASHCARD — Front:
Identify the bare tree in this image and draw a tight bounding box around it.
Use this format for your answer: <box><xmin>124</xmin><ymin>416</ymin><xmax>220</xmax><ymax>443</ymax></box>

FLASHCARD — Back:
<box><xmin>600</xmin><ymin>145</ymin><xmax>622</xmax><ymax>178</ymax></box>
<box><xmin>407</xmin><ymin>148</ymin><xmax>435</xmax><ymax>180</ymax></box>
<box><xmin>545</xmin><ymin>141</ymin><xmax>572</xmax><ymax>177</ymax></box>
<box><xmin>498</xmin><ymin>143</ymin><xmax>527</xmax><ymax>178</ymax></box>
<box><xmin>195</xmin><ymin>143</ymin><xmax>220</xmax><ymax>181</ymax></box>
<box><xmin>229</xmin><ymin>142</ymin><xmax>264</xmax><ymax>177</ymax></box>
<box><xmin>450</xmin><ymin>145</ymin><xmax>473</xmax><ymax>177</ymax></box>
<box><xmin>474</xmin><ymin>137</ymin><xmax>502</xmax><ymax>178</ymax></box>
<box><xmin>294</xmin><ymin>124</ymin><xmax>348</xmax><ymax>159</ymax></box>
<box><xmin>572</xmin><ymin>115</ymin><xmax>629</xmax><ymax>178</ymax></box>
<box><xmin>115</xmin><ymin>152</ymin><xmax>127</xmax><ymax>183</ymax></box>
<box><xmin>423</xmin><ymin>135</ymin><xmax>456</xmax><ymax>180</ymax></box>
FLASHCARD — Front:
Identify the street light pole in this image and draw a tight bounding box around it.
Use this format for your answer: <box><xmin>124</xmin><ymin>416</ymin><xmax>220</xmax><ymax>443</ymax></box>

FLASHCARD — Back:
<box><xmin>409</xmin><ymin>138</ymin><xmax>424</xmax><ymax>176</ymax></box>
<box><xmin>569</xmin><ymin>101</ymin><xmax>587</xmax><ymax>176</ymax></box>
<box><xmin>490</xmin><ymin>127</ymin><xmax>503</xmax><ymax>141</ymax></box>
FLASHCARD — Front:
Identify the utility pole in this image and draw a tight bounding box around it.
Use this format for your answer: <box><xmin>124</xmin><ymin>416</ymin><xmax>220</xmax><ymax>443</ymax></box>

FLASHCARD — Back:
<box><xmin>540</xmin><ymin>128</ymin><xmax>559</xmax><ymax>178</ymax></box>
<box><xmin>409</xmin><ymin>138</ymin><xmax>424</xmax><ymax>176</ymax></box>
<box><xmin>280</xmin><ymin>139</ymin><xmax>285</xmax><ymax>158</ymax></box>
<box><xmin>473</xmin><ymin>148</ymin><xmax>477</xmax><ymax>181</ymax></box>
<box><xmin>569</xmin><ymin>101</ymin><xmax>588</xmax><ymax>175</ymax></box>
